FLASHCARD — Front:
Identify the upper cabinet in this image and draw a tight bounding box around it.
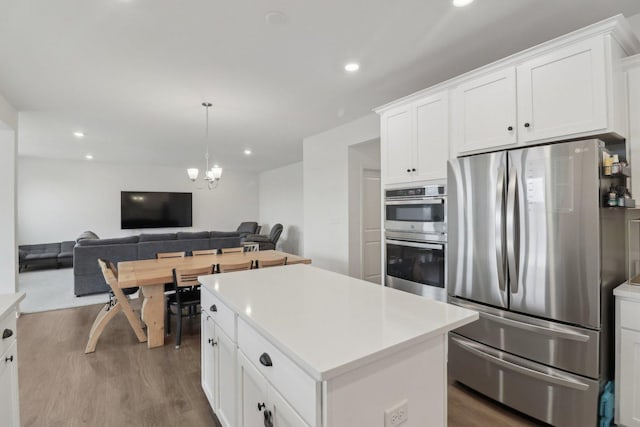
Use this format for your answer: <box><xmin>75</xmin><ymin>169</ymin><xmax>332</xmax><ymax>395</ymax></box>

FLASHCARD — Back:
<box><xmin>516</xmin><ymin>37</ymin><xmax>608</xmax><ymax>144</ymax></box>
<box><xmin>381</xmin><ymin>91</ymin><xmax>449</xmax><ymax>185</ymax></box>
<box><xmin>452</xmin><ymin>34</ymin><xmax>628</xmax><ymax>156</ymax></box>
<box><xmin>452</xmin><ymin>68</ymin><xmax>518</xmax><ymax>153</ymax></box>
<box><xmin>376</xmin><ymin>15</ymin><xmax>640</xmax><ymax>182</ymax></box>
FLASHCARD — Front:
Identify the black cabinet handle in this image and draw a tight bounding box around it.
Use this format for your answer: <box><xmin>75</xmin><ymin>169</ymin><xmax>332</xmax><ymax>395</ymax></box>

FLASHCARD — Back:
<box><xmin>524</xmin><ymin>122</ymin><xmax>530</xmax><ymax>128</ymax></box>
<box><xmin>257</xmin><ymin>402</ymin><xmax>266</xmax><ymax>411</ymax></box>
<box><xmin>507</xmin><ymin>126</ymin><xmax>513</xmax><ymax>131</ymax></box>
<box><xmin>5</xmin><ymin>355</ymin><xmax>13</xmax><ymax>363</ymax></box>
<box><xmin>212</xmin><ymin>340</ymin><xmax>218</xmax><ymax>347</ymax></box>
<box><xmin>259</xmin><ymin>352</ymin><xmax>273</xmax><ymax>367</ymax></box>
<box><xmin>411</xmin><ymin>168</ymin><xmax>416</xmax><ymax>172</ymax></box>
<box><xmin>207</xmin><ymin>338</ymin><xmax>213</xmax><ymax>345</ymax></box>
<box><xmin>210</xmin><ymin>304</ymin><xmax>217</xmax><ymax>312</ymax></box>
<box><xmin>406</xmin><ymin>168</ymin><xmax>411</xmax><ymax>173</ymax></box>
<box><xmin>2</xmin><ymin>329</ymin><xmax>12</xmax><ymax>339</ymax></box>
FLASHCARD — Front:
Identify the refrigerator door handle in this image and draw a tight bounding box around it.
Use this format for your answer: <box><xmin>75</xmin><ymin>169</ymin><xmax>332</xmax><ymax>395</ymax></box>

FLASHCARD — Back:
<box><xmin>450</xmin><ymin>336</ymin><xmax>590</xmax><ymax>391</ymax></box>
<box><xmin>485</xmin><ymin>312</ymin><xmax>591</xmax><ymax>342</ymax></box>
<box><xmin>495</xmin><ymin>166</ymin><xmax>506</xmax><ymax>291</ymax></box>
<box><xmin>506</xmin><ymin>167</ymin><xmax>519</xmax><ymax>293</ymax></box>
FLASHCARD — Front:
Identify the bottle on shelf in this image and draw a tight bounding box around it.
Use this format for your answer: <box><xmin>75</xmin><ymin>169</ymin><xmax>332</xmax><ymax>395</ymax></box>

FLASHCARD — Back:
<box><xmin>608</xmin><ymin>185</ymin><xmax>618</xmax><ymax>207</ymax></box>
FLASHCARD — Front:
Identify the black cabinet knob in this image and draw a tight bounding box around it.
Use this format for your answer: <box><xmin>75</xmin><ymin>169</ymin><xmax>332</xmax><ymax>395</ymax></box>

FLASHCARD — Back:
<box><xmin>2</xmin><ymin>329</ymin><xmax>12</xmax><ymax>339</ymax></box>
<box><xmin>5</xmin><ymin>355</ymin><xmax>13</xmax><ymax>363</ymax></box>
<box><xmin>257</xmin><ymin>402</ymin><xmax>266</xmax><ymax>411</ymax></box>
<box><xmin>212</xmin><ymin>340</ymin><xmax>218</xmax><ymax>347</ymax></box>
<box><xmin>507</xmin><ymin>126</ymin><xmax>513</xmax><ymax>131</ymax></box>
<box><xmin>208</xmin><ymin>338</ymin><xmax>213</xmax><ymax>345</ymax></box>
<box><xmin>259</xmin><ymin>352</ymin><xmax>273</xmax><ymax>367</ymax></box>
<box><xmin>524</xmin><ymin>122</ymin><xmax>530</xmax><ymax>128</ymax></box>
<box><xmin>210</xmin><ymin>304</ymin><xmax>217</xmax><ymax>312</ymax></box>
<box><xmin>411</xmin><ymin>168</ymin><xmax>416</xmax><ymax>172</ymax></box>
<box><xmin>406</xmin><ymin>168</ymin><xmax>411</xmax><ymax>173</ymax></box>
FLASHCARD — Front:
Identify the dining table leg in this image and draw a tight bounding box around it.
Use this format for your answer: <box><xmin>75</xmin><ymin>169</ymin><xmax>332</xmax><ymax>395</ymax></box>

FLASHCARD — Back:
<box><xmin>141</xmin><ymin>284</ymin><xmax>165</xmax><ymax>348</ymax></box>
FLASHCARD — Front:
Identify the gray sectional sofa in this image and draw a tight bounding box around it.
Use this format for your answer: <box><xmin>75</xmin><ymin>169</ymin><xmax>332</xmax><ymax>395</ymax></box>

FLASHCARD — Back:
<box><xmin>73</xmin><ymin>230</ymin><xmax>243</xmax><ymax>296</ymax></box>
<box><xmin>19</xmin><ymin>241</ymin><xmax>75</xmax><ymax>271</ymax></box>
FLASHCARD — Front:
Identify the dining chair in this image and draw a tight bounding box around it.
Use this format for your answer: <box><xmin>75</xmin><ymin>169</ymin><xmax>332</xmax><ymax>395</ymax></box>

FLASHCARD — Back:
<box><xmin>256</xmin><ymin>257</ymin><xmax>287</xmax><ymax>268</ymax></box>
<box><xmin>219</xmin><ymin>260</ymin><xmax>253</xmax><ymax>273</ymax></box>
<box><xmin>84</xmin><ymin>259</ymin><xmax>147</xmax><ymax>353</ymax></box>
<box><xmin>192</xmin><ymin>249</ymin><xmax>218</xmax><ymax>256</ymax></box>
<box><xmin>220</xmin><ymin>247</ymin><xmax>244</xmax><ymax>254</ymax></box>
<box><xmin>157</xmin><ymin>251</ymin><xmax>186</xmax><ymax>292</ymax></box>
<box><xmin>157</xmin><ymin>251</ymin><xmax>186</xmax><ymax>259</ymax></box>
<box><xmin>167</xmin><ymin>265</ymin><xmax>213</xmax><ymax>349</ymax></box>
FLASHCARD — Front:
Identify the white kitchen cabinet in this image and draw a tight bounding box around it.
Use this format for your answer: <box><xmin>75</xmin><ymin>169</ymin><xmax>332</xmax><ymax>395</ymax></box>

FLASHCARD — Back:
<box><xmin>615</xmin><ymin>285</ymin><xmax>640</xmax><ymax>427</ymax></box>
<box><xmin>452</xmin><ymin>67</ymin><xmax>518</xmax><ymax>154</ymax></box>
<box><xmin>516</xmin><ymin>37</ymin><xmax>608</xmax><ymax>143</ymax></box>
<box><xmin>0</xmin><ymin>294</ymin><xmax>24</xmax><ymax>427</ymax></box>
<box><xmin>201</xmin><ymin>293</ymin><xmax>236</xmax><ymax>427</ymax></box>
<box><xmin>451</xmin><ymin>34</ymin><xmax>628</xmax><ymax>156</ymax></box>
<box><xmin>237</xmin><ymin>353</ymin><xmax>308</xmax><ymax>427</ymax></box>
<box><xmin>382</xmin><ymin>91</ymin><xmax>449</xmax><ymax>185</ymax></box>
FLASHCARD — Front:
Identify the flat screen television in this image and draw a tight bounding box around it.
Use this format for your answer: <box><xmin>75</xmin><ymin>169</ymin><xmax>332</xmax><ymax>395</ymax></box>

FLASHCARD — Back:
<box><xmin>121</xmin><ymin>191</ymin><xmax>192</xmax><ymax>229</ymax></box>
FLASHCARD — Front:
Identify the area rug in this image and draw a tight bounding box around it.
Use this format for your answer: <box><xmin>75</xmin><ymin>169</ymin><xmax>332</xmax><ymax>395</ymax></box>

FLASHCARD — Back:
<box><xmin>18</xmin><ymin>268</ymin><xmax>115</xmax><ymax>313</ymax></box>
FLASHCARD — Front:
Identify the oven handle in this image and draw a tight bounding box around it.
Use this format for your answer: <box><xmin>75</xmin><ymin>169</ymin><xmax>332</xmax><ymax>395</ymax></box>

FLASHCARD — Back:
<box><xmin>384</xmin><ymin>199</ymin><xmax>445</xmax><ymax>206</ymax></box>
<box><xmin>385</xmin><ymin>239</ymin><xmax>444</xmax><ymax>250</ymax></box>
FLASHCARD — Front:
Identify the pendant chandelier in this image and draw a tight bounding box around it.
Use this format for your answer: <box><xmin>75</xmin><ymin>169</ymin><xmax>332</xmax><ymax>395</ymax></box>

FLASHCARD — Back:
<box><xmin>187</xmin><ymin>102</ymin><xmax>222</xmax><ymax>189</ymax></box>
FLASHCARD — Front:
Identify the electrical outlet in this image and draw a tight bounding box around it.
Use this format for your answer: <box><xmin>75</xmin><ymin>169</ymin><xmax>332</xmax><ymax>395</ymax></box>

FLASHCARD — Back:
<box><xmin>384</xmin><ymin>399</ymin><xmax>408</xmax><ymax>427</ymax></box>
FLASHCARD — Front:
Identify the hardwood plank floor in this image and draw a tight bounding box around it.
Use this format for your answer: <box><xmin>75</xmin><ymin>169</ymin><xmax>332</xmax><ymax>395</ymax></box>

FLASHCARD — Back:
<box><xmin>18</xmin><ymin>304</ymin><xmax>543</xmax><ymax>426</ymax></box>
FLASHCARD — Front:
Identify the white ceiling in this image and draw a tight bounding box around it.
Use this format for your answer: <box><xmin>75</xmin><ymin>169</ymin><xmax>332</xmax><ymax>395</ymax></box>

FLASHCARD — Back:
<box><xmin>2</xmin><ymin>0</ymin><xmax>640</xmax><ymax>173</ymax></box>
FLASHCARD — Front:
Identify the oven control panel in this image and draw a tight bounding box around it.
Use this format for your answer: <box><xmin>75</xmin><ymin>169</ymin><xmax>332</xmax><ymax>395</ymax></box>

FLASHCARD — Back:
<box><xmin>386</xmin><ymin>185</ymin><xmax>445</xmax><ymax>199</ymax></box>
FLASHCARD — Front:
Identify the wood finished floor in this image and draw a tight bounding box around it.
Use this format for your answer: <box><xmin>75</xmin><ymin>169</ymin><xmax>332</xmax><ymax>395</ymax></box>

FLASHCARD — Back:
<box><xmin>18</xmin><ymin>303</ymin><xmax>544</xmax><ymax>427</ymax></box>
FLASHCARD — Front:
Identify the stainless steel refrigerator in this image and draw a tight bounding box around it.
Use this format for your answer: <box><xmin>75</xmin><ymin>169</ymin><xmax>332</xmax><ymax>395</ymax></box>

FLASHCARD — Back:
<box><xmin>447</xmin><ymin>139</ymin><xmax>627</xmax><ymax>427</ymax></box>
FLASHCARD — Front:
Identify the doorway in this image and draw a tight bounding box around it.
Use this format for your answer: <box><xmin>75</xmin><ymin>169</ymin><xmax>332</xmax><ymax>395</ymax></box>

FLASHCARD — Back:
<box><xmin>361</xmin><ymin>169</ymin><xmax>381</xmax><ymax>283</ymax></box>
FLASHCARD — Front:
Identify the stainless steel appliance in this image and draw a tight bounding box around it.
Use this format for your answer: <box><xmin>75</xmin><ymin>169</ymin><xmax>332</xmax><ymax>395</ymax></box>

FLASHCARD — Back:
<box><xmin>384</xmin><ymin>185</ymin><xmax>448</xmax><ymax>301</ymax></box>
<box><xmin>385</xmin><ymin>231</ymin><xmax>446</xmax><ymax>301</ymax></box>
<box><xmin>384</xmin><ymin>185</ymin><xmax>446</xmax><ymax>235</ymax></box>
<box><xmin>447</xmin><ymin>139</ymin><xmax>626</xmax><ymax>427</ymax></box>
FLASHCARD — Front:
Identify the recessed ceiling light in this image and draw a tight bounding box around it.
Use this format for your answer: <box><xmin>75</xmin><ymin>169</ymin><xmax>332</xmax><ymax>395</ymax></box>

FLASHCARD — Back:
<box><xmin>453</xmin><ymin>0</ymin><xmax>474</xmax><ymax>7</ymax></box>
<box><xmin>85</xmin><ymin>154</ymin><xmax>93</xmax><ymax>160</ymax></box>
<box><xmin>344</xmin><ymin>63</ymin><xmax>360</xmax><ymax>72</ymax></box>
<box><xmin>244</xmin><ymin>149</ymin><xmax>252</xmax><ymax>155</ymax></box>
<box><xmin>265</xmin><ymin>11</ymin><xmax>288</xmax><ymax>26</ymax></box>
<box><xmin>74</xmin><ymin>131</ymin><xmax>85</xmax><ymax>138</ymax></box>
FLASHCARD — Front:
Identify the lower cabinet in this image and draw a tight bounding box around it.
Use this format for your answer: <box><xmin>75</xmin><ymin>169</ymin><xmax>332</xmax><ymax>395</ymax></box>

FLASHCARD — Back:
<box><xmin>201</xmin><ymin>313</ymin><xmax>236</xmax><ymax>427</ymax></box>
<box><xmin>238</xmin><ymin>353</ymin><xmax>308</xmax><ymax>427</ymax></box>
<box><xmin>615</xmin><ymin>290</ymin><xmax>640</xmax><ymax>427</ymax></box>
<box><xmin>0</xmin><ymin>341</ymin><xmax>19</xmax><ymax>427</ymax></box>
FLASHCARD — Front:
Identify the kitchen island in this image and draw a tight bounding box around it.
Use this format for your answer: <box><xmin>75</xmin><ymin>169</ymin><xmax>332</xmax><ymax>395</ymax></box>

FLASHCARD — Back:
<box><xmin>199</xmin><ymin>264</ymin><xmax>477</xmax><ymax>427</ymax></box>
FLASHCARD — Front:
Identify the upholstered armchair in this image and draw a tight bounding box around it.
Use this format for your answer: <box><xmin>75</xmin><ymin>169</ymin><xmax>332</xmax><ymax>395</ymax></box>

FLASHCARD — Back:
<box><xmin>245</xmin><ymin>224</ymin><xmax>283</xmax><ymax>251</ymax></box>
<box><xmin>236</xmin><ymin>222</ymin><xmax>260</xmax><ymax>238</ymax></box>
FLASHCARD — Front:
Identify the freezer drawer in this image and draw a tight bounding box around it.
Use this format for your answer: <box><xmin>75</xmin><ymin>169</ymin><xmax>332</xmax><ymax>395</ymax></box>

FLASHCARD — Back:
<box><xmin>450</xmin><ymin>297</ymin><xmax>599</xmax><ymax>379</ymax></box>
<box><xmin>449</xmin><ymin>334</ymin><xmax>599</xmax><ymax>427</ymax></box>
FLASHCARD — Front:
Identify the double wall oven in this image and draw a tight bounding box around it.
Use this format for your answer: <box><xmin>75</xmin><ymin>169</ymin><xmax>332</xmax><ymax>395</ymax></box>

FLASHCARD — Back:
<box><xmin>384</xmin><ymin>185</ymin><xmax>447</xmax><ymax>301</ymax></box>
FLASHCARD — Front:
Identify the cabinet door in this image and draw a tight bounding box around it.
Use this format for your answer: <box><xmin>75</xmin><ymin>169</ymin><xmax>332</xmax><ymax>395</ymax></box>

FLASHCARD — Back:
<box><xmin>414</xmin><ymin>91</ymin><xmax>449</xmax><ymax>181</ymax></box>
<box><xmin>0</xmin><ymin>342</ymin><xmax>19</xmax><ymax>427</ymax></box>
<box><xmin>517</xmin><ymin>37</ymin><xmax>607</xmax><ymax>143</ymax></box>
<box><xmin>453</xmin><ymin>68</ymin><xmax>518</xmax><ymax>155</ymax></box>
<box><xmin>269</xmin><ymin>384</ymin><xmax>309</xmax><ymax>427</ymax></box>
<box><xmin>201</xmin><ymin>315</ymin><xmax>217</xmax><ymax>410</ymax></box>
<box><xmin>216</xmin><ymin>329</ymin><xmax>236</xmax><ymax>427</ymax></box>
<box><xmin>238</xmin><ymin>353</ymin><xmax>268</xmax><ymax>427</ymax></box>
<box><xmin>382</xmin><ymin>105</ymin><xmax>414</xmax><ymax>184</ymax></box>
<box><xmin>619</xmin><ymin>328</ymin><xmax>640</xmax><ymax>427</ymax></box>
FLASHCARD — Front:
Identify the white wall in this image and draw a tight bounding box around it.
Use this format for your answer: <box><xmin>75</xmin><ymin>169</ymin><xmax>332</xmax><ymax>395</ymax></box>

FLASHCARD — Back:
<box><xmin>628</xmin><ymin>13</ymin><xmax>640</xmax><ymax>39</ymax></box>
<box><xmin>303</xmin><ymin>113</ymin><xmax>380</xmax><ymax>274</ymax></box>
<box><xmin>0</xmin><ymin>92</ymin><xmax>17</xmax><ymax>294</ymax></box>
<box><xmin>17</xmin><ymin>157</ymin><xmax>259</xmax><ymax>244</ymax></box>
<box><xmin>258</xmin><ymin>162</ymin><xmax>303</xmax><ymax>255</ymax></box>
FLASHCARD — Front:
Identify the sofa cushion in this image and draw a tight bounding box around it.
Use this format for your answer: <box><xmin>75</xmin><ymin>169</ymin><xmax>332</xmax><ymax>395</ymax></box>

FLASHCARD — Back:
<box><xmin>176</xmin><ymin>231</ymin><xmax>210</xmax><ymax>240</ymax></box>
<box><xmin>25</xmin><ymin>252</ymin><xmax>59</xmax><ymax>260</ymax></box>
<box><xmin>20</xmin><ymin>243</ymin><xmax>61</xmax><ymax>253</ymax></box>
<box><xmin>139</xmin><ymin>233</ymin><xmax>177</xmax><ymax>242</ymax></box>
<box><xmin>210</xmin><ymin>231</ymin><xmax>240</xmax><ymax>238</ymax></box>
<box><xmin>237</xmin><ymin>222</ymin><xmax>258</xmax><ymax>234</ymax></box>
<box><xmin>58</xmin><ymin>252</ymin><xmax>73</xmax><ymax>259</ymax></box>
<box><xmin>76</xmin><ymin>231</ymin><xmax>99</xmax><ymax>242</ymax></box>
<box><xmin>77</xmin><ymin>236</ymin><xmax>139</xmax><ymax>246</ymax></box>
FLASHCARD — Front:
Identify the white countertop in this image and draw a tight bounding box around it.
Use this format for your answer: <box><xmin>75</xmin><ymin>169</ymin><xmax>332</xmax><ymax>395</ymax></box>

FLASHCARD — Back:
<box><xmin>614</xmin><ymin>282</ymin><xmax>640</xmax><ymax>301</ymax></box>
<box><xmin>199</xmin><ymin>264</ymin><xmax>478</xmax><ymax>381</ymax></box>
<box><xmin>0</xmin><ymin>292</ymin><xmax>25</xmax><ymax>318</ymax></box>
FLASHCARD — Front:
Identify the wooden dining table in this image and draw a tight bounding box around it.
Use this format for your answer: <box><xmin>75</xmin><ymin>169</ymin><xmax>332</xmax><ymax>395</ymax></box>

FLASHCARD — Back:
<box><xmin>117</xmin><ymin>250</ymin><xmax>311</xmax><ymax>348</ymax></box>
